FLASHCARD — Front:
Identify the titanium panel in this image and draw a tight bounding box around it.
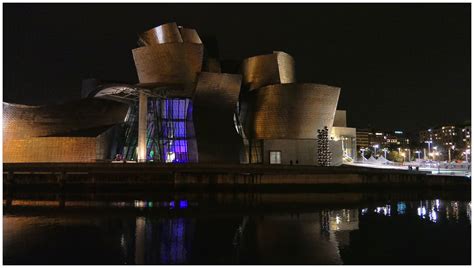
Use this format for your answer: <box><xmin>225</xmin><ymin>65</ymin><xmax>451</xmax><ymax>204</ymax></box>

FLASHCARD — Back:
<box><xmin>333</xmin><ymin>110</ymin><xmax>347</xmax><ymax>127</ymax></box>
<box><xmin>3</xmin><ymin>98</ymin><xmax>129</xmax><ymax>143</ymax></box>
<box><xmin>242</xmin><ymin>51</ymin><xmax>296</xmax><ymax>90</ymax></box>
<box><xmin>179</xmin><ymin>28</ymin><xmax>202</xmax><ymax>44</ymax></box>
<box><xmin>242</xmin><ymin>83</ymin><xmax>340</xmax><ymax>140</ymax></box>
<box><xmin>276</xmin><ymin>51</ymin><xmax>296</xmax><ymax>84</ymax></box>
<box><xmin>4</xmin><ymin>137</ymin><xmax>97</xmax><ymax>163</ymax></box>
<box><xmin>138</xmin><ymin>22</ymin><xmax>183</xmax><ymax>45</ymax></box>
<box><xmin>132</xmin><ymin>43</ymin><xmax>204</xmax><ymax>92</ymax></box>
<box><xmin>193</xmin><ymin>72</ymin><xmax>243</xmax><ymax>163</ymax></box>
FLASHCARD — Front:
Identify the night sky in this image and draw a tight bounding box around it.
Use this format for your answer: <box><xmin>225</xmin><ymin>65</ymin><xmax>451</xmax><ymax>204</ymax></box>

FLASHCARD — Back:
<box><xmin>3</xmin><ymin>3</ymin><xmax>471</xmax><ymax>131</ymax></box>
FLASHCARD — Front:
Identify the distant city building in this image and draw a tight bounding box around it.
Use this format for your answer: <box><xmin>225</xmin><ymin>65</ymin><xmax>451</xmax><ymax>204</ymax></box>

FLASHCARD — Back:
<box><xmin>364</xmin><ymin>129</ymin><xmax>410</xmax><ymax>149</ymax></box>
<box><xmin>384</xmin><ymin>130</ymin><xmax>410</xmax><ymax>147</ymax></box>
<box><xmin>419</xmin><ymin>124</ymin><xmax>471</xmax><ymax>161</ymax></box>
<box><xmin>419</xmin><ymin>126</ymin><xmax>458</xmax><ymax>147</ymax></box>
<box><xmin>368</xmin><ymin>131</ymin><xmax>385</xmax><ymax>147</ymax></box>
<box><xmin>461</xmin><ymin>125</ymin><xmax>471</xmax><ymax>150</ymax></box>
<box><xmin>356</xmin><ymin>128</ymin><xmax>369</xmax><ymax>150</ymax></box>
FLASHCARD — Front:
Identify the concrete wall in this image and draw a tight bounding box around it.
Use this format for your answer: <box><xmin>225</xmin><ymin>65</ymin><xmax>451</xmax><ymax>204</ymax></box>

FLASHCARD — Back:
<box><xmin>330</xmin><ymin>140</ymin><xmax>343</xmax><ymax>166</ymax></box>
<box><xmin>263</xmin><ymin>139</ymin><xmax>318</xmax><ymax>165</ymax></box>
<box><xmin>260</xmin><ymin>139</ymin><xmax>343</xmax><ymax>166</ymax></box>
<box><xmin>333</xmin><ymin>110</ymin><xmax>347</xmax><ymax>127</ymax></box>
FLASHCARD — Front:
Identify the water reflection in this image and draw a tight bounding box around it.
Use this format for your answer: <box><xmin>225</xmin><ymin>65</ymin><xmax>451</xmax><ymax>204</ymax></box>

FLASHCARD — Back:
<box><xmin>359</xmin><ymin>199</ymin><xmax>471</xmax><ymax>224</ymax></box>
<box><xmin>3</xmin><ymin>194</ymin><xmax>471</xmax><ymax>265</ymax></box>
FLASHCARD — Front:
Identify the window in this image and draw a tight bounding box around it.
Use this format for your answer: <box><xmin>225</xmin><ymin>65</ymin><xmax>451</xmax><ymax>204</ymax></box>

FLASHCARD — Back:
<box><xmin>269</xmin><ymin>151</ymin><xmax>281</xmax><ymax>164</ymax></box>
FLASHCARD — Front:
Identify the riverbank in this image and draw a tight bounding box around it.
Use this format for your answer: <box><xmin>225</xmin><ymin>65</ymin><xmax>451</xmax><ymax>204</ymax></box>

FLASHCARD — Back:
<box><xmin>3</xmin><ymin>163</ymin><xmax>470</xmax><ymax>192</ymax></box>
<box><xmin>3</xmin><ymin>190</ymin><xmax>471</xmax><ymax>265</ymax></box>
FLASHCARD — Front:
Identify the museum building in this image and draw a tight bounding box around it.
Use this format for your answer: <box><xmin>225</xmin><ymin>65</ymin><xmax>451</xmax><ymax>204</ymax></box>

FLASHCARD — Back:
<box><xmin>3</xmin><ymin>22</ymin><xmax>356</xmax><ymax>165</ymax></box>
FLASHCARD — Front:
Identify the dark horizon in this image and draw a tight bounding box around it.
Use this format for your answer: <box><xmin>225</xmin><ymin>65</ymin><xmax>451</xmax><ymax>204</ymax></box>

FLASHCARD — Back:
<box><xmin>3</xmin><ymin>3</ymin><xmax>471</xmax><ymax>131</ymax></box>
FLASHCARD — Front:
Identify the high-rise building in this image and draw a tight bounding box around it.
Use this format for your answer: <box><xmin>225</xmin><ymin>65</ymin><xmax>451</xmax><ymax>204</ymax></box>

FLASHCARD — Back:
<box><xmin>356</xmin><ymin>128</ymin><xmax>369</xmax><ymax>150</ymax></box>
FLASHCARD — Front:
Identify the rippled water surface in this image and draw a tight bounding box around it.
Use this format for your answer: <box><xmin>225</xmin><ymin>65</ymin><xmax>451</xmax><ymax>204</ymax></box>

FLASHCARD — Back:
<box><xmin>3</xmin><ymin>192</ymin><xmax>471</xmax><ymax>264</ymax></box>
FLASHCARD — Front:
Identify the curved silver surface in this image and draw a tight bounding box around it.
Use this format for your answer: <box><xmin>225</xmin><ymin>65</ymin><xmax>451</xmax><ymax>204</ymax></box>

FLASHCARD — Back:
<box><xmin>193</xmin><ymin>72</ymin><xmax>243</xmax><ymax>163</ymax></box>
<box><xmin>241</xmin><ymin>83</ymin><xmax>340</xmax><ymax>140</ymax></box>
<box><xmin>179</xmin><ymin>27</ymin><xmax>202</xmax><ymax>44</ymax></box>
<box><xmin>132</xmin><ymin>43</ymin><xmax>203</xmax><ymax>91</ymax></box>
<box><xmin>138</xmin><ymin>22</ymin><xmax>183</xmax><ymax>45</ymax></box>
<box><xmin>3</xmin><ymin>98</ymin><xmax>129</xmax><ymax>142</ymax></box>
<box><xmin>242</xmin><ymin>51</ymin><xmax>296</xmax><ymax>90</ymax></box>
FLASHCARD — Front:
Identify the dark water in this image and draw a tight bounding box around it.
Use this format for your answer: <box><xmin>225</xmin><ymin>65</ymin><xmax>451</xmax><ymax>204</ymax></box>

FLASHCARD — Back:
<box><xmin>3</xmin><ymin>191</ymin><xmax>471</xmax><ymax>264</ymax></box>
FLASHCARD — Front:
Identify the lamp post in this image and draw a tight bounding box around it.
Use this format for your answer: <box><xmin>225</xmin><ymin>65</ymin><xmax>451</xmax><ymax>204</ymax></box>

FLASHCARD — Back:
<box><xmin>373</xmin><ymin>144</ymin><xmax>379</xmax><ymax>156</ymax></box>
<box><xmin>448</xmin><ymin>145</ymin><xmax>455</xmax><ymax>163</ymax></box>
<box><xmin>435</xmin><ymin>152</ymin><xmax>441</xmax><ymax>174</ymax></box>
<box><xmin>425</xmin><ymin>140</ymin><xmax>433</xmax><ymax>159</ymax></box>
<box><xmin>463</xmin><ymin>149</ymin><xmax>470</xmax><ymax>163</ymax></box>
<box><xmin>360</xmin><ymin>148</ymin><xmax>366</xmax><ymax>160</ymax></box>
<box><xmin>382</xmin><ymin>148</ymin><xmax>388</xmax><ymax>159</ymax></box>
<box><xmin>405</xmin><ymin>149</ymin><xmax>411</xmax><ymax>163</ymax></box>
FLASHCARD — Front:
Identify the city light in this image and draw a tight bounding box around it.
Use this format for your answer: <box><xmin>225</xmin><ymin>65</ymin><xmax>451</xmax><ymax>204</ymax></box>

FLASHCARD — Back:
<box><xmin>373</xmin><ymin>144</ymin><xmax>379</xmax><ymax>155</ymax></box>
<box><xmin>415</xmin><ymin>150</ymin><xmax>421</xmax><ymax>159</ymax></box>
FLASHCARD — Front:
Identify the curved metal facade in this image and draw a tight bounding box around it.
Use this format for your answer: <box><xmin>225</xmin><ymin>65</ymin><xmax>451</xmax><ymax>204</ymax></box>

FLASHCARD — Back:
<box><xmin>242</xmin><ymin>51</ymin><xmax>295</xmax><ymax>91</ymax></box>
<box><xmin>132</xmin><ymin>43</ymin><xmax>203</xmax><ymax>90</ymax></box>
<box><xmin>133</xmin><ymin>23</ymin><xmax>204</xmax><ymax>92</ymax></box>
<box><xmin>193</xmin><ymin>72</ymin><xmax>243</xmax><ymax>163</ymax></box>
<box><xmin>241</xmin><ymin>83</ymin><xmax>340</xmax><ymax>140</ymax></box>
<box><xmin>138</xmin><ymin>23</ymin><xmax>202</xmax><ymax>45</ymax></box>
<box><xmin>3</xmin><ymin>98</ymin><xmax>129</xmax><ymax>142</ymax></box>
<box><xmin>179</xmin><ymin>28</ymin><xmax>202</xmax><ymax>44</ymax></box>
<box><xmin>138</xmin><ymin>22</ymin><xmax>183</xmax><ymax>45</ymax></box>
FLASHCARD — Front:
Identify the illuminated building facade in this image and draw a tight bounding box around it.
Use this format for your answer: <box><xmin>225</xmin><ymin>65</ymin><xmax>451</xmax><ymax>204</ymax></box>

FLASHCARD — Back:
<box><xmin>330</xmin><ymin>110</ymin><xmax>357</xmax><ymax>160</ymax></box>
<box><xmin>364</xmin><ymin>130</ymin><xmax>410</xmax><ymax>149</ymax></box>
<box><xmin>419</xmin><ymin>124</ymin><xmax>471</xmax><ymax>160</ymax></box>
<box><xmin>237</xmin><ymin>51</ymin><xmax>343</xmax><ymax>165</ymax></box>
<box><xmin>4</xmin><ymin>22</ymin><xmax>348</xmax><ymax>166</ymax></box>
<box><xmin>3</xmin><ymin>99</ymin><xmax>129</xmax><ymax>163</ymax></box>
<box><xmin>355</xmin><ymin>128</ymin><xmax>369</xmax><ymax>150</ymax></box>
<box><xmin>419</xmin><ymin>126</ymin><xmax>459</xmax><ymax>147</ymax></box>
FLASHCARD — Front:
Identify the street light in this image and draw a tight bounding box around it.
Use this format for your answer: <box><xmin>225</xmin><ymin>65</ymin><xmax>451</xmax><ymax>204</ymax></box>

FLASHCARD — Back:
<box><xmin>433</xmin><ymin>147</ymin><xmax>441</xmax><ymax>162</ymax></box>
<box><xmin>434</xmin><ymin>152</ymin><xmax>441</xmax><ymax>174</ymax></box>
<box><xmin>373</xmin><ymin>144</ymin><xmax>379</xmax><ymax>156</ymax></box>
<box><xmin>425</xmin><ymin>140</ymin><xmax>433</xmax><ymax>159</ymax></box>
<box><xmin>463</xmin><ymin>149</ymin><xmax>470</xmax><ymax>163</ymax></box>
<box><xmin>405</xmin><ymin>148</ymin><xmax>411</xmax><ymax>163</ymax></box>
<box><xmin>400</xmin><ymin>152</ymin><xmax>406</xmax><ymax>162</ymax></box>
<box><xmin>448</xmin><ymin>145</ymin><xmax>455</xmax><ymax>163</ymax></box>
<box><xmin>382</xmin><ymin>148</ymin><xmax>389</xmax><ymax>159</ymax></box>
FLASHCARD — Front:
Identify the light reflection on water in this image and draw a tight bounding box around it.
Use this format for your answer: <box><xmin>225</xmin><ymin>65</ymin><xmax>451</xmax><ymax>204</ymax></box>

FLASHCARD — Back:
<box><xmin>3</xmin><ymin>196</ymin><xmax>471</xmax><ymax>265</ymax></box>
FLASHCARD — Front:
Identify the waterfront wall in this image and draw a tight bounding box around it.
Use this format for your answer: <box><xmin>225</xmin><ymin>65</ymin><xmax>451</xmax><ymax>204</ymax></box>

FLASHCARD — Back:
<box><xmin>3</xmin><ymin>163</ymin><xmax>470</xmax><ymax>191</ymax></box>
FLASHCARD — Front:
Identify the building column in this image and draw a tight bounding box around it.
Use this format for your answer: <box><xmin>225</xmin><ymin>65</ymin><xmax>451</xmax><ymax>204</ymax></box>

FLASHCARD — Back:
<box><xmin>137</xmin><ymin>91</ymin><xmax>147</xmax><ymax>162</ymax></box>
